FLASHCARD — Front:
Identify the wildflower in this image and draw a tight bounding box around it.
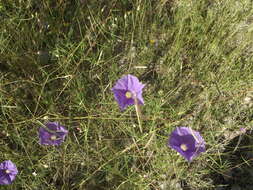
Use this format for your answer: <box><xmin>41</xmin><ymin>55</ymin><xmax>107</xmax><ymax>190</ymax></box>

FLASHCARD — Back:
<box><xmin>111</xmin><ymin>74</ymin><xmax>145</xmax><ymax>110</ymax></box>
<box><xmin>39</xmin><ymin>122</ymin><xmax>68</xmax><ymax>146</ymax></box>
<box><xmin>240</xmin><ymin>127</ymin><xmax>246</xmax><ymax>133</ymax></box>
<box><xmin>168</xmin><ymin>127</ymin><xmax>205</xmax><ymax>162</ymax></box>
<box><xmin>0</xmin><ymin>160</ymin><xmax>18</xmax><ymax>185</ymax></box>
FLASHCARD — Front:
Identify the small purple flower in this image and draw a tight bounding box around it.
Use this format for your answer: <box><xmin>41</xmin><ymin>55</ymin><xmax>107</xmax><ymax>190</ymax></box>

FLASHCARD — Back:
<box><xmin>168</xmin><ymin>127</ymin><xmax>205</xmax><ymax>162</ymax></box>
<box><xmin>0</xmin><ymin>160</ymin><xmax>18</xmax><ymax>185</ymax></box>
<box><xmin>39</xmin><ymin>122</ymin><xmax>68</xmax><ymax>146</ymax></box>
<box><xmin>111</xmin><ymin>74</ymin><xmax>145</xmax><ymax>110</ymax></box>
<box><xmin>240</xmin><ymin>127</ymin><xmax>246</xmax><ymax>133</ymax></box>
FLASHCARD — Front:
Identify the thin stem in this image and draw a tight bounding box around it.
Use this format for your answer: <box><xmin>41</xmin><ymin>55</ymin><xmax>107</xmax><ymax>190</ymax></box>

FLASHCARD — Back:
<box><xmin>37</xmin><ymin>121</ymin><xmax>59</xmax><ymax>134</ymax></box>
<box><xmin>133</xmin><ymin>96</ymin><xmax>142</xmax><ymax>133</ymax></box>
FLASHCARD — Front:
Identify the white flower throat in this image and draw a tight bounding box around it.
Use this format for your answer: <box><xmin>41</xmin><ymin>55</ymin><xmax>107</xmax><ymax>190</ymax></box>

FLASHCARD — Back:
<box><xmin>125</xmin><ymin>91</ymin><xmax>132</xmax><ymax>99</ymax></box>
<box><xmin>180</xmin><ymin>144</ymin><xmax>188</xmax><ymax>151</ymax></box>
<box><xmin>50</xmin><ymin>135</ymin><xmax>57</xmax><ymax>140</ymax></box>
<box><xmin>5</xmin><ymin>169</ymin><xmax>10</xmax><ymax>174</ymax></box>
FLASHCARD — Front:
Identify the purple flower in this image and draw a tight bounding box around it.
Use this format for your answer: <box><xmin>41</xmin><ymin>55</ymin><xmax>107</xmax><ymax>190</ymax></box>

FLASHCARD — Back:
<box><xmin>39</xmin><ymin>122</ymin><xmax>68</xmax><ymax>146</ymax></box>
<box><xmin>111</xmin><ymin>74</ymin><xmax>145</xmax><ymax>110</ymax></box>
<box><xmin>168</xmin><ymin>127</ymin><xmax>205</xmax><ymax>162</ymax></box>
<box><xmin>0</xmin><ymin>160</ymin><xmax>18</xmax><ymax>185</ymax></box>
<box><xmin>240</xmin><ymin>127</ymin><xmax>246</xmax><ymax>133</ymax></box>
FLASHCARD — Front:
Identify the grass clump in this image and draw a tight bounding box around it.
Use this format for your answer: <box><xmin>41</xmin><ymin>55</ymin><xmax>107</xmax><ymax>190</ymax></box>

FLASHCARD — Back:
<box><xmin>0</xmin><ymin>0</ymin><xmax>253</xmax><ymax>189</ymax></box>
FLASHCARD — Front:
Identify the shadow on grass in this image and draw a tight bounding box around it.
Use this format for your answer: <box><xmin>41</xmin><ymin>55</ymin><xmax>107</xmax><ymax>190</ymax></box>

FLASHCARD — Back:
<box><xmin>211</xmin><ymin>130</ymin><xmax>253</xmax><ymax>190</ymax></box>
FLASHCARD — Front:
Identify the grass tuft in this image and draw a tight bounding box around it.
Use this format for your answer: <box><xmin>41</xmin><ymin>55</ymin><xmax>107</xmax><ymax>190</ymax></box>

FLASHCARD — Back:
<box><xmin>1</xmin><ymin>0</ymin><xmax>253</xmax><ymax>189</ymax></box>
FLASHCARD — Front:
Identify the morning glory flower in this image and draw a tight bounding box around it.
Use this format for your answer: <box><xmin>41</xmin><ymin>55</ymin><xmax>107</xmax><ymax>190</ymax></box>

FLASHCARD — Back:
<box><xmin>0</xmin><ymin>160</ymin><xmax>18</xmax><ymax>185</ymax></box>
<box><xmin>111</xmin><ymin>74</ymin><xmax>145</xmax><ymax>110</ymax></box>
<box><xmin>39</xmin><ymin>122</ymin><xmax>68</xmax><ymax>146</ymax></box>
<box><xmin>168</xmin><ymin>126</ymin><xmax>205</xmax><ymax>162</ymax></box>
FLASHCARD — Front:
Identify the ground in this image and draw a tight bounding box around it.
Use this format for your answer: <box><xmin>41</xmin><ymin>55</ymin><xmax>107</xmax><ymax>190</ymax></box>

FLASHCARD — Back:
<box><xmin>0</xmin><ymin>0</ymin><xmax>253</xmax><ymax>189</ymax></box>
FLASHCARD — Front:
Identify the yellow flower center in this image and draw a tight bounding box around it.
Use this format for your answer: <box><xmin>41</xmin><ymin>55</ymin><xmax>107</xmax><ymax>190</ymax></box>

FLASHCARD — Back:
<box><xmin>5</xmin><ymin>169</ymin><xmax>10</xmax><ymax>174</ymax></box>
<box><xmin>51</xmin><ymin>135</ymin><xmax>57</xmax><ymax>140</ymax></box>
<box><xmin>150</xmin><ymin>39</ymin><xmax>155</xmax><ymax>44</ymax></box>
<box><xmin>180</xmin><ymin>144</ymin><xmax>188</xmax><ymax>151</ymax></box>
<box><xmin>125</xmin><ymin>91</ymin><xmax>132</xmax><ymax>99</ymax></box>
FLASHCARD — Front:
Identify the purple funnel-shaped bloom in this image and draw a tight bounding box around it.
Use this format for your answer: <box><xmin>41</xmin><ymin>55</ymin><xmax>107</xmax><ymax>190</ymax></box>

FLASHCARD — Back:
<box><xmin>168</xmin><ymin>127</ymin><xmax>205</xmax><ymax>162</ymax></box>
<box><xmin>0</xmin><ymin>160</ymin><xmax>18</xmax><ymax>185</ymax></box>
<box><xmin>39</xmin><ymin>122</ymin><xmax>68</xmax><ymax>146</ymax></box>
<box><xmin>111</xmin><ymin>74</ymin><xmax>145</xmax><ymax>110</ymax></box>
